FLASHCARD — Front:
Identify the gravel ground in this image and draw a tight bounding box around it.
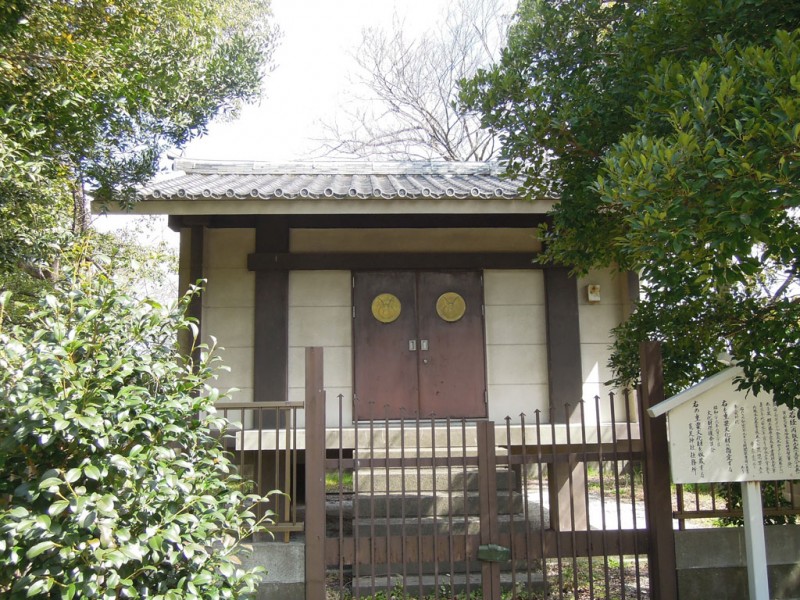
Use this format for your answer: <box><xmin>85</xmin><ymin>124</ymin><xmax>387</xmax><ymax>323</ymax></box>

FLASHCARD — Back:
<box><xmin>542</xmin><ymin>556</ymin><xmax>650</xmax><ymax>599</ymax></box>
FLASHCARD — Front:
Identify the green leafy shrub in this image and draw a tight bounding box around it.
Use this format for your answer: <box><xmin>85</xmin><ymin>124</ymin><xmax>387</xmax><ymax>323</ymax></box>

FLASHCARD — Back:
<box><xmin>0</xmin><ymin>266</ymin><xmax>272</xmax><ymax>598</ymax></box>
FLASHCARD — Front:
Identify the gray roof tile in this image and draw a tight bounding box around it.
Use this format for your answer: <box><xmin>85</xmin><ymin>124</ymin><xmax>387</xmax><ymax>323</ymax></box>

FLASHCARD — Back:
<box><xmin>138</xmin><ymin>160</ymin><xmax>522</xmax><ymax>201</ymax></box>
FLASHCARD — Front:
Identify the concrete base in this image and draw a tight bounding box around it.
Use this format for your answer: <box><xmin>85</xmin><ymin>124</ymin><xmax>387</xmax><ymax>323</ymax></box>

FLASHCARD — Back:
<box><xmin>240</xmin><ymin>540</ymin><xmax>306</xmax><ymax>600</ymax></box>
<box><xmin>676</xmin><ymin>527</ymin><xmax>800</xmax><ymax>599</ymax></box>
<box><xmin>255</xmin><ymin>581</ymin><xmax>305</xmax><ymax>600</ymax></box>
<box><xmin>351</xmin><ymin>570</ymin><xmax>545</xmax><ymax>597</ymax></box>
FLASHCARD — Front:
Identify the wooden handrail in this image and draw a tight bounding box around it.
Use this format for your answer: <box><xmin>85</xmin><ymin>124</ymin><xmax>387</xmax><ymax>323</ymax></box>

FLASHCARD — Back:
<box><xmin>213</xmin><ymin>400</ymin><xmax>305</xmax><ymax>410</ymax></box>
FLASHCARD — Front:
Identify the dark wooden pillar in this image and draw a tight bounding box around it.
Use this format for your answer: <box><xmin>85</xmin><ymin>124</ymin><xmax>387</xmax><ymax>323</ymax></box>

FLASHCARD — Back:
<box><xmin>544</xmin><ymin>267</ymin><xmax>583</xmax><ymax>416</ymax></box>
<box><xmin>639</xmin><ymin>341</ymin><xmax>678</xmax><ymax>599</ymax></box>
<box><xmin>623</xmin><ymin>271</ymin><xmax>640</xmax><ymax>319</ymax></box>
<box><xmin>543</xmin><ymin>267</ymin><xmax>587</xmax><ymax>530</ymax></box>
<box><xmin>254</xmin><ymin>216</ymin><xmax>290</xmax><ymax>403</ymax></box>
<box><xmin>186</xmin><ymin>225</ymin><xmax>205</xmax><ymax>364</ymax></box>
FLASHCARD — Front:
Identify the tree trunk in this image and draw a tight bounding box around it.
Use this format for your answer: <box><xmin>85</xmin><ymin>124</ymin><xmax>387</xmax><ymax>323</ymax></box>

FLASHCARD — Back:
<box><xmin>72</xmin><ymin>180</ymin><xmax>88</xmax><ymax>234</ymax></box>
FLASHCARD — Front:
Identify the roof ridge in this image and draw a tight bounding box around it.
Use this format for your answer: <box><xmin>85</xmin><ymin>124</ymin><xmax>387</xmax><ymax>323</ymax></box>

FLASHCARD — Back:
<box><xmin>172</xmin><ymin>158</ymin><xmax>506</xmax><ymax>176</ymax></box>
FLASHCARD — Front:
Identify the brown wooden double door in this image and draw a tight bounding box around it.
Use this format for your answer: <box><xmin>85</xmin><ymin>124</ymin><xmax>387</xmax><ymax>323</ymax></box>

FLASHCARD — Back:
<box><xmin>353</xmin><ymin>271</ymin><xmax>487</xmax><ymax>420</ymax></box>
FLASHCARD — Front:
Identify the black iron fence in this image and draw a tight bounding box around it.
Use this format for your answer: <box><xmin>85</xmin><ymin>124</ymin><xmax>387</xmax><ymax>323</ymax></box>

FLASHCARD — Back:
<box><xmin>213</xmin><ymin>346</ymin><xmax>800</xmax><ymax>599</ymax></box>
<box><xmin>318</xmin><ymin>391</ymin><xmax>651</xmax><ymax>599</ymax></box>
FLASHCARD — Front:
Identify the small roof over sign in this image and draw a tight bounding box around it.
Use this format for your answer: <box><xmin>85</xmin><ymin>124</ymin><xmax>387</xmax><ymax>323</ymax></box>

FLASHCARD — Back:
<box><xmin>648</xmin><ymin>366</ymin><xmax>743</xmax><ymax>418</ymax></box>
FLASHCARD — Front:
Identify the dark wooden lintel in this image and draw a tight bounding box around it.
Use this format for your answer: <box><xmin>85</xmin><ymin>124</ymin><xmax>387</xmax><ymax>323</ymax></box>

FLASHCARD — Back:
<box><xmin>170</xmin><ymin>215</ymin><xmax>211</xmax><ymax>230</ymax></box>
<box><xmin>167</xmin><ymin>213</ymin><xmax>550</xmax><ymax>230</ymax></box>
<box><xmin>247</xmin><ymin>252</ymin><xmax>543</xmax><ymax>271</ymax></box>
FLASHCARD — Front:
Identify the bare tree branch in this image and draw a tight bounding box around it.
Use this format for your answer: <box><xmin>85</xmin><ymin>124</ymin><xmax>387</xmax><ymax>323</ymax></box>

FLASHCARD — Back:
<box><xmin>317</xmin><ymin>0</ymin><xmax>513</xmax><ymax>161</ymax></box>
<box><xmin>770</xmin><ymin>266</ymin><xmax>798</xmax><ymax>303</ymax></box>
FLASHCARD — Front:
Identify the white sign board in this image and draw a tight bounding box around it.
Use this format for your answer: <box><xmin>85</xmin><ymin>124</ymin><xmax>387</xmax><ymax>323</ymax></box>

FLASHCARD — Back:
<box><xmin>649</xmin><ymin>366</ymin><xmax>800</xmax><ymax>484</ymax></box>
<box><xmin>647</xmin><ymin>365</ymin><xmax>798</xmax><ymax>600</ymax></box>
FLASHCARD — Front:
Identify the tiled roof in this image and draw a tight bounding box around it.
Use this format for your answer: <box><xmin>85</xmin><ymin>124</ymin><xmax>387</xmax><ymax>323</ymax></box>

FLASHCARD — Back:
<box><xmin>137</xmin><ymin>160</ymin><xmax>522</xmax><ymax>201</ymax></box>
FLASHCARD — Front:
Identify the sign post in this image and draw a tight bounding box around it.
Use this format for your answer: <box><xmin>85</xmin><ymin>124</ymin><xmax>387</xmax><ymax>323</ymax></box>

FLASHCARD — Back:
<box><xmin>648</xmin><ymin>366</ymin><xmax>800</xmax><ymax>600</ymax></box>
<box><xmin>741</xmin><ymin>481</ymin><xmax>769</xmax><ymax>600</ymax></box>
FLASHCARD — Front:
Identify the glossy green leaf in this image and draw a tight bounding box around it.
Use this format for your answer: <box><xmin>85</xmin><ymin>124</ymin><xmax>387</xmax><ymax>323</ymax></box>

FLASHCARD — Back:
<box><xmin>26</xmin><ymin>541</ymin><xmax>56</xmax><ymax>559</ymax></box>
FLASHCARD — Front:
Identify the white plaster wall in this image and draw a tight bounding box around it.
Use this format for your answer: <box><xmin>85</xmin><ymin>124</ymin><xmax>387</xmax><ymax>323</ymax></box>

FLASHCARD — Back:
<box><xmin>484</xmin><ymin>270</ymin><xmax>549</xmax><ymax>422</ymax></box>
<box><xmin>577</xmin><ymin>269</ymin><xmax>632</xmax><ymax>423</ymax></box>
<box><xmin>201</xmin><ymin>228</ymin><xmax>255</xmax><ymax>405</ymax></box>
<box><xmin>483</xmin><ymin>268</ymin><xmax>628</xmax><ymax>425</ymax></box>
<box><xmin>287</xmin><ymin>271</ymin><xmax>353</xmax><ymax>427</ymax></box>
<box><xmin>194</xmin><ymin>226</ymin><xmax>628</xmax><ymax>428</ymax></box>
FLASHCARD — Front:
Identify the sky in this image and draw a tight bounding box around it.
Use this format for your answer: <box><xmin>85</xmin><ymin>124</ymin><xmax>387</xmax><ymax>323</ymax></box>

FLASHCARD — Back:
<box><xmin>95</xmin><ymin>0</ymin><xmax>457</xmax><ymax>239</ymax></box>
<box><xmin>183</xmin><ymin>0</ymin><xmax>458</xmax><ymax>163</ymax></box>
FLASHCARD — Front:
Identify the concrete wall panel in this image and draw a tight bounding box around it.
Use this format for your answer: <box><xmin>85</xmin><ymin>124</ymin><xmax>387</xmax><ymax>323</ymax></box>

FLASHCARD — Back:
<box><xmin>485</xmin><ymin>305</ymin><xmax>547</xmax><ymax>345</ymax></box>
<box><xmin>483</xmin><ymin>270</ymin><xmax>545</xmax><ymax>305</ymax></box>
<box><xmin>203</xmin><ymin>268</ymin><xmax>254</xmax><ymax>308</ymax></box>
<box><xmin>287</xmin><ymin>271</ymin><xmax>353</xmax><ymax>426</ymax></box>
<box><xmin>576</xmin><ymin>268</ymin><xmax>627</xmax><ymax>420</ymax></box>
<box><xmin>487</xmin><ymin>384</ymin><xmax>549</xmax><ymax>421</ymax></box>
<box><xmin>288</xmin><ymin>270</ymin><xmax>352</xmax><ymax>306</ymax></box>
<box><xmin>205</xmin><ymin>229</ymin><xmax>255</xmax><ymax>268</ymax></box>
<box><xmin>288</xmin><ymin>345</ymin><xmax>352</xmax><ymax>390</ymax></box>
<box><xmin>212</xmin><ymin>346</ymin><xmax>254</xmax><ymax>391</ymax></box>
<box><xmin>578</xmin><ymin>307</ymin><xmax>620</xmax><ymax>345</ymax></box>
<box><xmin>288</xmin><ymin>306</ymin><xmax>351</xmax><ymax>347</ymax></box>
<box><xmin>203</xmin><ymin>306</ymin><xmax>255</xmax><ymax>349</ymax></box>
<box><xmin>201</xmin><ymin>229</ymin><xmax>255</xmax><ymax>399</ymax></box>
<box><xmin>676</xmin><ymin>527</ymin><xmax>800</xmax><ymax>599</ymax></box>
<box><xmin>484</xmin><ymin>270</ymin><xmax>550</xmax><ymax>422</ymax></box>
<box><xmin>486</xmin><ymin>345</ymin><xmax>548</xmax><ymax>386</ymax></box>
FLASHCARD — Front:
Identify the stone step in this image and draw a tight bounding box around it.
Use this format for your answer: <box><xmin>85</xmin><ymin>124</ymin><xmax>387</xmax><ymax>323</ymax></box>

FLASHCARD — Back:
<box><xmin>354</xmin><ymin>512</ymin><xmax>539</xmax><ymax>537</ymax></box>
<box><xmin>324</xmin><ymin>495</ymin><xmax>551</xmax><ymax>537</ymax></box>
<box><xmin>354</xmin><ymin>446</ymin><xmax>508</xmax><ymax>459</ymax></box>
<box><xmin>350</xmin><ymin>569</ymin><xmax>545</xmax><ymax>597</ymax></box>
<box><xmin>344</xmin><ymin>427</ymin><xmax>482</xmax><ymax>450</ymax></box>
<box><xmin>356</xmin><ymin>467</ymin><xmax>516</xmax><ymax>493</ymax></box>
<box><xmin>353</xmin><ymin>560</ymin><xmax>485</xmax><ymax>579</ymax></box>
<box><xmin>353</xmin><ymin>491</ymin><xmax>523</xmax><ymax>518</ymax></box>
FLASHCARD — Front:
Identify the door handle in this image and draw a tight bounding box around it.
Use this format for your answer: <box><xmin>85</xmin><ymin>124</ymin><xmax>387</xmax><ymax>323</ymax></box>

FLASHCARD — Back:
<box><xmin>409</xmin><ymin>340</ymin><xmax>417</xmax><ymax>351</ymax></box>
<box><xmin>420</xmin><ymin>339</ymin><xmax>429</xmax><ymax>351</ymax></box>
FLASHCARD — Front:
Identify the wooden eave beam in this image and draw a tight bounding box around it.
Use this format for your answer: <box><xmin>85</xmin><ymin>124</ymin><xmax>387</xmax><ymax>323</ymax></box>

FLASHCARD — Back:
<box><xmin>168</xmin><ymin>215</ymin><xmax>209</xmax><ymax>231</ymax></box>
<box><xmin>167</xmin><ymin>213</ymin><xmax>551</xmax><ymax>230</ymax></box>
<box><xmin>247</xmin><ymin>252</ymin><xmax>545</xmax><ymax>271</ymax></box>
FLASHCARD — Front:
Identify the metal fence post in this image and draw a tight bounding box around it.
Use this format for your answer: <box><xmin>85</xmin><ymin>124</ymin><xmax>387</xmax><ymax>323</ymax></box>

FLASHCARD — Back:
<box><xmin>477</xmin><ymin>421</ymin><xmax>501</xmax><ymax>600</ymax></box>
<box><xmin>639</xmin><ymin>341</ymin><xmax>678</xmax><ymax>599</ymax></box>
<box><xmin>305</xmin><ymin>347</ymin><xmax>326</xmax><ymax>600</ymax></box>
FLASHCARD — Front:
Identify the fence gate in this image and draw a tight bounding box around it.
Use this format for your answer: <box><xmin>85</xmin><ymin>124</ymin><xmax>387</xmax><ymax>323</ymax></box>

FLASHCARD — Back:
<box><xmin>219</xmin><ymin>344</ymin><xmax>800</xmax><ymax>600</ymax></box>
<box><xmin>312</xmin><ymin>391</ymin><xmax>653</xmax><ymax>599</ymax></box>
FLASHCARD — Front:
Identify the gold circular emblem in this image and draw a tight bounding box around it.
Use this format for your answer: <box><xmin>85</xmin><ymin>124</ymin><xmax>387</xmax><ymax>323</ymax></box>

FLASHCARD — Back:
<box><xmin>436</xmin><ymin>292</ymin><xmax>466</xmax><ymax>322</ymax></box>
<box><xmin>371</xmin><ymin>293</ymin><xmax>401</xmax><ymax>323</ymax></box>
